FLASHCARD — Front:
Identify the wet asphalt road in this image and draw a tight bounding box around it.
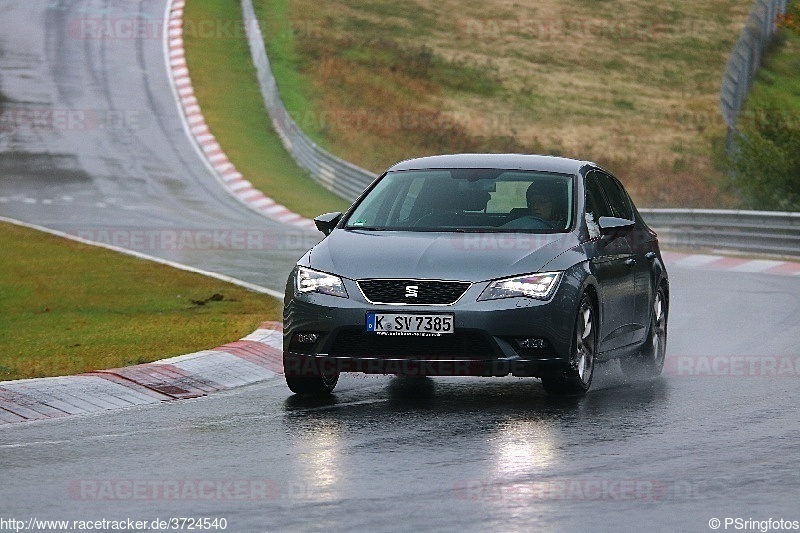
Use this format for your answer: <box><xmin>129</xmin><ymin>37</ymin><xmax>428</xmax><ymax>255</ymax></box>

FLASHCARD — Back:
<box><xmin>1</xmin><ymin>1</ymin><xmax>799</xmax><ymax>531</ymax></box>
<box><xmin>1</xmin><ymin>266</ymin><xmax>799</xmax><ymax>532</ymax></box>
<box><xmin>0</xmin><ymin>0</ymin><xmax>315</xmax><ymax>292</ymax></box>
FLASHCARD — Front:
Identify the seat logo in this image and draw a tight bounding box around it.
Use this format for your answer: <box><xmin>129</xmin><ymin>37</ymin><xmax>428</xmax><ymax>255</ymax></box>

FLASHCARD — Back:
<box><xmin>405</xmin><ymin>285</ymin><xmax>419</xmax><ymax>298</ymax></box>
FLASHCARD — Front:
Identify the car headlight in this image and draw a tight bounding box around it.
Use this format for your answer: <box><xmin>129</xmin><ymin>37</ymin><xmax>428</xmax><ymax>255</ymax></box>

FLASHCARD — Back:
<box><xmin>478</xmin><ymin>272</ymin><xmax>562</xmax><ymax>301</ymax></box>
<box><xmin>295</xmin><ymin>266</ymin><xmax>348</xmax><ymax>298</ymax></box>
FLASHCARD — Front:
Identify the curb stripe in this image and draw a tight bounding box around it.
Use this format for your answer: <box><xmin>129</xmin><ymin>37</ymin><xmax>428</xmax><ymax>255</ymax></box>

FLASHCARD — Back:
<box><xmin>164</xmin><ymin>0</ymin><xmax>317</xmax><ymax>230</ymax></box>
<box><xmin>0</xmin><ymin>408</ymin><xmax>27</xmax><ymax>424</ymax></box>
<box><xmin>0</xmin><ymin>321</ymin><xmax>286</xmax><ymax>425</ymax></box>
<box><xmin>0</xmin><ymin>386</ymin><xmax>70</xmax><ymax>419</ymax></box>
<box><xmin>662</xmin><ymin>252</ymin><xmax>800</xmax><ymax>277</ymax></box>
<box><xmin>766</xmin><ymin>262</ymin><xmax>800</xmax><ymax>275</ymax></box>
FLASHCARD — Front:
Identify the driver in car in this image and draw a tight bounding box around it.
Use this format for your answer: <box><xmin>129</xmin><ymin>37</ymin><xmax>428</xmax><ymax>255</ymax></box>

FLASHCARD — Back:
<box><xmin>503</xmin><ymin>182</ymin><xmax>565</xmax><ymax>229</ymax></box>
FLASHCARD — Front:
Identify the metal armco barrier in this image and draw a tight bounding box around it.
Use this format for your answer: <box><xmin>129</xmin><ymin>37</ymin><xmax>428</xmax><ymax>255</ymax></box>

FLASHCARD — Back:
<box><xmin>241</xmin><ymin>0</ymin><xmax>377</xmax><ymax>202</ymax></box>
<box><xmin>720</xmin><ymin>0</ymin><xmax>787</xmax><ymax>146</ymax></box>
<box><xmin>240</xmin><ymin>0</ymin><xmax>800</xmax><ymax>257</ymax></box>
<box><xmin>640</xmin><ymin>209</ymin><xmax>800</xmax><ymax>257</ymax></box>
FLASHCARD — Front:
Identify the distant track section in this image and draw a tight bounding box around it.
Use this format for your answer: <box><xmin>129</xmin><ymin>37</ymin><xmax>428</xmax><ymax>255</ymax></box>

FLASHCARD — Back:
<box><xmin>240</xmin><ymin>0</ymin><xmax>377</xmax><ymax>202</ymax></box>
<box><xmin>166</xmin><ymin>0</ymin><xmax>315</xmax><ymax>229</ymax></box>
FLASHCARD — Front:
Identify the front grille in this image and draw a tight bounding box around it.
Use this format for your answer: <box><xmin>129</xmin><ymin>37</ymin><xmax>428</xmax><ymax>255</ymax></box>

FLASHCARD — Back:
<box><xmin>329</xmin><ymin>328</ymin><xmax>496</xmax><ymax>359</ymax></box>
<box><xmin>357</xmin><ymin>279</ymin><xmax>471</xmax><ymax>305</ymax></box>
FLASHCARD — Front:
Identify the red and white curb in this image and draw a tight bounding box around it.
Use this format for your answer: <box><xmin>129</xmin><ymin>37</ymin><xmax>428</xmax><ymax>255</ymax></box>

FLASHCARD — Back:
<box><xmin>662</xmin><ymin>252</ymin><xmax>800</xmax><ymax>276</ymax></box>
<box><xmin>164</xmin><ymin>0</ymin><xmax>316</xmax><ymax>231</ymax></box>
<box><xmin>0</xmin><ymin>322</ymin><xmax>284</xmax><ymax>425</ymax></box>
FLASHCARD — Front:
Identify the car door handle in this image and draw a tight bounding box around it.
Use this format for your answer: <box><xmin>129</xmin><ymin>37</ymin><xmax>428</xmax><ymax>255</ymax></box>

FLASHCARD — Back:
<box><xmin>645</xmin><ymin>251</ymin><xmax>657</xmax><ymax>261</ymax></box>
<box><xmin>624</xmin><ymin>258</ymin><xmax>637</xmax><ymax>267</ymax></box>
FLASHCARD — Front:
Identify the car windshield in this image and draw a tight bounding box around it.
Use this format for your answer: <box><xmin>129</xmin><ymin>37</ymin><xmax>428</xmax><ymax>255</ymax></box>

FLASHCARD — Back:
<box><xmin>344</xmin><ymin>168</ymin><xmax>574</xmax><ymax>232</ymax></box>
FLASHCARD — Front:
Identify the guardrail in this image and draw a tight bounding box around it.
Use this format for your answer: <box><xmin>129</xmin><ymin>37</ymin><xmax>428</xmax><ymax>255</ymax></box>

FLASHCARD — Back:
<box><xmin>241</xmin><ymin>0</ymin><xmax>377</xmax><ymax>202</ymax></box>
<box><xmin>720</xmin><ymin>0</ymin><xmax>787</xmax><ymax>148</ymax></box>
<box><xmin>640</xmin><ymin>209</ymin><xmax>800</xmax><ymax>257</ymax></box>
<box><xmin>240</xmin><ymin>0</ymin><xmax>800</xmax><ymax>258</ymax></box>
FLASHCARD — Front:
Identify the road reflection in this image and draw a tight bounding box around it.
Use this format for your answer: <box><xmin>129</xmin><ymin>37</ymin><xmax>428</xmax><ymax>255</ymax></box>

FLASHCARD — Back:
<box><xmin>278</xmin><ymin>371</ymin><xmax>670</xmax><ymax>509</ymax></box>
<box><xmin>492</xmin><ymin>419</ymin><xmax>558</xmax><ymax>478</ymax></box>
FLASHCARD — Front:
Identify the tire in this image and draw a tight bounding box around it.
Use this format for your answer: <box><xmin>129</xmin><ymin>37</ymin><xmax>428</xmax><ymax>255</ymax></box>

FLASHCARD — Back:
<box><xmin>620</xmin><ymin>285</ymin><xmax>667</xmax><ymax>378</ymax></box>
<box><xmin>284</xmin><ymin>359</ymin><xmax>340</xmax><ymax>395</ymax></box>
<box><xmin>541</xmin><ymin>294</ymin><xmax>596</xmax><ymax>396</ymax></box>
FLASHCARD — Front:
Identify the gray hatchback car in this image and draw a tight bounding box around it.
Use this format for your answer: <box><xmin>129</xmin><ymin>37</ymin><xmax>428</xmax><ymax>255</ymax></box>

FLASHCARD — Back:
<box><xmin>283</xmin><ymin>154</ymin><xmax>668</xmax><ymax>395</ymax></box>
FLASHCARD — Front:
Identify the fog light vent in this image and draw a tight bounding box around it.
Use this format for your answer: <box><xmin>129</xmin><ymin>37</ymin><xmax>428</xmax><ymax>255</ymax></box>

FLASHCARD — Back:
<box><xmin>294</xmin><ymin>333</ymin><xmax>319</xmax><ymax>344</ymax></box>
<box><xmin>515</xmin><ymin>337</ymin><xmax>546</xmax><ymax>349</ymax></box>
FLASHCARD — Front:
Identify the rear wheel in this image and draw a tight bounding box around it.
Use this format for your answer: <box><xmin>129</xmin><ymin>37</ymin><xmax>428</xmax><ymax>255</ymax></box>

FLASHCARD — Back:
<box><xmin>620</xmin><ymin>285</ymin><xmax>667</xmax><ymax>378</ymax></box>
<box><xmin>541</xmin><ymin>294</ymin><xmax>596</xmax><ymax>396</ymax></box>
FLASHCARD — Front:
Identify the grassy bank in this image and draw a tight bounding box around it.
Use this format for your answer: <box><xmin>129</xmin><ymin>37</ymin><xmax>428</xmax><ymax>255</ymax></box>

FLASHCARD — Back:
<box><xmin>0</xmin><ymin>222</ymin><xmax>281</xmax><ymax>381</ymax></box>
<box><xmin>254</xmin><ymin>0</ymin><xmax>756</xmax><ymax>208</ymax></box>
<box><xmin>741</xmin><ymin>26</ymin><xmax>800</xmax><ymax>116</ymax></box>
<box><xmin>182</xmin><ymin>0</ymin><xmax>349</xmax><ymax>217</ymax></box>
<box><xmin>726</xmin><ymin>23</ymin><xmax>800</xmax><ymax>210</ymax></box>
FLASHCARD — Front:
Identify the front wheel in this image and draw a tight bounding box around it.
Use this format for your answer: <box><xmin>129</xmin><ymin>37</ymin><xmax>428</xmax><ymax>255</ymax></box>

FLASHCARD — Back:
<box><xmin>541</xmin><ymin>294</ymin><xmax>596</xmax><ymax>396</ymax></box>
<box><xmin>620</xmin><ymin>285</ymin><xmax>667</xmax><ymax>378</ymax></box>
<box><xmin>284</xmin><ymin>357</ymin><xmax>340</xmax><ymax>395</ymax></box>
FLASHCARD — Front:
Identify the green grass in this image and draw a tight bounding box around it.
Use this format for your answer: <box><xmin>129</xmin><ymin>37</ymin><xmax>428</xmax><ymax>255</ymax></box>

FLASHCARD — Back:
<box><xmin>0</xmin><ymin>222</ymin><xmax>282</xmax><ymax>381</ymax></box>
<box><xmin>743</xmin><ymin>28</ymin><xmax>800</xmax><ymax>114</ymax></box>
<box><xmin>253</xmin><ymin>0</ymin><xmax>518</xmax><ymax>173</ymax></box>
<box><xmin>724</xmin><ymin>23</ymin><xmax>800</xmax><ymax>210</ymax></box>
<box><xmin>182</xmin><ymin>0</ymin><xmax>349</xmax><ymax>217</ymax></box>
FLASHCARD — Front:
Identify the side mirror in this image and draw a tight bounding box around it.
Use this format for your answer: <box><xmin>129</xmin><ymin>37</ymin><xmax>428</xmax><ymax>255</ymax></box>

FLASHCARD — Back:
<box><xmin>598</xmin><ymin>216</ymin><xmax>634</xmax><ymax>245</ymax></box>
<box><xmin>314</xmin><ymin>212</ymin><xmax>343</xmax><ymax>236</ymax></box>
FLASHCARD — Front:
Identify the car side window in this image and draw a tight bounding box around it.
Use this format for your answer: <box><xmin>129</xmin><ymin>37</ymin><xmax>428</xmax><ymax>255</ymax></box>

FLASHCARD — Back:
<box><xmin>595</xmin><ymin>172</ymin><xmax>634</xmax><ymax>220</ymax></box>
<box><xmin>584</xmin><ymin>173</ymin><xmax>612</xmax><ymax>238</ymax></box>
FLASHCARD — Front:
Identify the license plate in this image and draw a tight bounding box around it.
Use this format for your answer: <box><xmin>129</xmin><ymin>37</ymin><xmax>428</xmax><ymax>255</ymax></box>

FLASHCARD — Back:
<box><xmin>366</xmin><ymin>313</ymin><xmax>454</xmax><ymax>335</ymax></box>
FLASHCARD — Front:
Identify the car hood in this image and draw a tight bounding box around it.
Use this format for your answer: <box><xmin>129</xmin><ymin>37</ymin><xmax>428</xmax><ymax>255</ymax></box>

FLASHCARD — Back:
<box><xmin>306</xmin><ymin>229</ymin><xmax>579</xmax><ymax>282</ymax></box>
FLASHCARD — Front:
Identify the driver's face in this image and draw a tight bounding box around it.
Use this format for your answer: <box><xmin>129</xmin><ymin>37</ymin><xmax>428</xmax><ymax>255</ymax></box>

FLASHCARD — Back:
<box><xmin>527</xmin><ymin>194</ymin><xmax>554</xmax><ymax>219</ymax></box>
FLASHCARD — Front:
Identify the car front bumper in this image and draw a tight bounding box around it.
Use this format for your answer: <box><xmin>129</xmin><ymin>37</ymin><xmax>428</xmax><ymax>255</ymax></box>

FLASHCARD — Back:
<box><xmin>283</xmin><ymin>276</ymin><xmax>581</xmax><ymax>378</ymax></box>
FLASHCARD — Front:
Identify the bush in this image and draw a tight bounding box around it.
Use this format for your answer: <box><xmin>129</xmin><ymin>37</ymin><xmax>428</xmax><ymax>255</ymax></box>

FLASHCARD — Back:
<box><xmin>727</xmin><ymin>107</ymin><xmax>800</xmax><ymax>210</ymax></box>
<box><xmin>776</xmin><ymin>2</ymin><xmax>800</xmax><ymax>35</ymax></box>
